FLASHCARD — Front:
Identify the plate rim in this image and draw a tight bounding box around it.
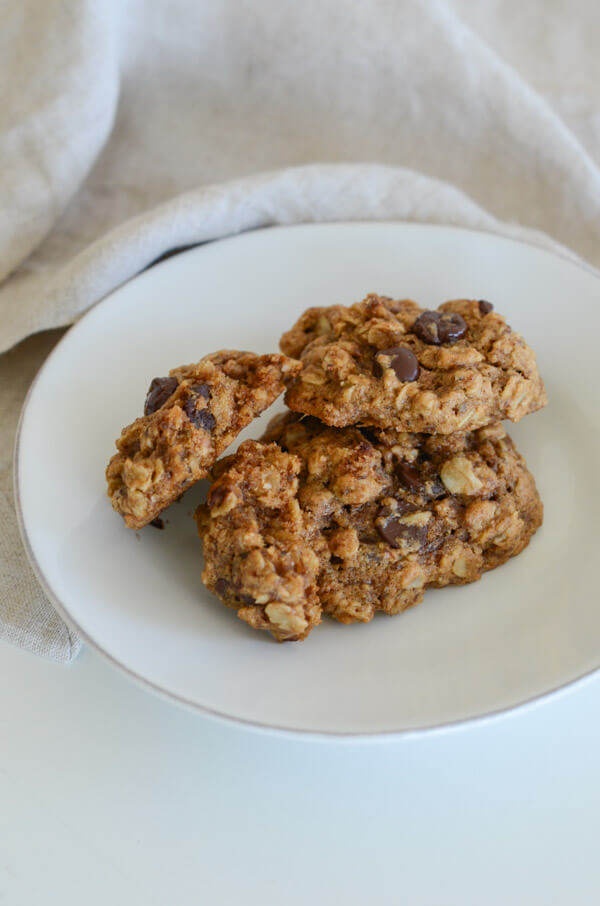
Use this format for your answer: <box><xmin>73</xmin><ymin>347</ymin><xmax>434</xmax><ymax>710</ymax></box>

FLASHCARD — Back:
<box><xmin>13</xmin><ymin>220</ymin><xmax>600</xmax><ymax>739</ymax></box>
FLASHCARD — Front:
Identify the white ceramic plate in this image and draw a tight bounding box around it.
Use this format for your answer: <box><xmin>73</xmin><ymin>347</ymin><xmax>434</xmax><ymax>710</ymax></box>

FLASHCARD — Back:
<box><xmin>15</xmin><ymin>223</ymin><xmax>600</xmax><ymax>736</ymax></box>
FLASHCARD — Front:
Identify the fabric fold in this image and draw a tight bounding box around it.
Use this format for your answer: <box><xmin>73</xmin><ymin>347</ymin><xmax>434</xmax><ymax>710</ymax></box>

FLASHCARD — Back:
<box><xmin>0</xmin><ymin>164</ymin><xmax>586</xmax><ymax>355</ymax></box>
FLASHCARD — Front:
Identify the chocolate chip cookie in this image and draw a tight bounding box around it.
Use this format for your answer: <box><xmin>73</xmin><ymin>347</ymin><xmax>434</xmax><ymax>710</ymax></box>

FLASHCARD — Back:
<box><xmin>196</xmin><ymin>413</ymin><xmax>542</xmax><ymax>641</ymax></box>
<box><xmin>281</xmin><ymin>294</ymin><xmax>547</xmax><ymax>433</ymax></box>
<box><xmin>106</xmin><ymin>350</ymin><xmax>301</xmax><ymax>529</ymax></box>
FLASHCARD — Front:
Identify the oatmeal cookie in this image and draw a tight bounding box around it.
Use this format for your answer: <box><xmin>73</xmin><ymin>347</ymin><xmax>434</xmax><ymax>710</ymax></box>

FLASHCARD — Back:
<box><xmin>106</xmin><ymin>350</ymin><xmax>301</xmax><ymax>529</ymax></box>
<box><xmin>280</xmin><ymin>294</ymin><xmax>547</xmax><ymax>433</ymax></box>
<box><xmin>196</xmin><ymin>413</ymin><xmax>542</xmax><ymax>641</ymax></box>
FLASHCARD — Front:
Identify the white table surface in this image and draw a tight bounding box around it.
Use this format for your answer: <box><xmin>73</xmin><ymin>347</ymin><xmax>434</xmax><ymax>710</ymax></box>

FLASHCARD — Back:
<box><xmin>1</xmin><ymin>640</ymin><xmax>599</xmax><ymax>905</ymax></box>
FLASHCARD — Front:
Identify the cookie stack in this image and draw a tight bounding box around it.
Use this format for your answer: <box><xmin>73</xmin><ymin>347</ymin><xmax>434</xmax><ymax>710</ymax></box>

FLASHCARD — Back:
<box><xmin>107</xmin><ymin>295</ymin><xmax>546</xmax><ymax>642</ymax></box>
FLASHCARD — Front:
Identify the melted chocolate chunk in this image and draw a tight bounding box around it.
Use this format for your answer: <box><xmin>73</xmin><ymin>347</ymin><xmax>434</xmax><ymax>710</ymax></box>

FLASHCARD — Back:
<box><xmin>144</xmin><ymin>376</ymin><xmax>178</xmax><ymax>415</ymax></box>
<box><xmin>375</xmin><ymin>501</ymin><xmax>428</xmax><ymax>548</ymax></box>
<box><xmin>183</xmin><ymin>397</ymin><xmax>216</xmax><ymax>430</ymax></box>
<box><xmin>412</xmin><ymin>310</ymin><xmax>467</xmax><ymax>345</ymax></box>
<box><xmin>376</xmin><ymin>515</ymin><xmax>428</xmax><ymax>548</ymax></box>
<box><xmin>374</xmin><ymin>347</ymin><xmax>419</xmax><ymax>382</ymax></box>
<box><xmin>395</xmin><ymin>461</ymin><xmax>426</xmax><ymax>493</ymax></box>
<box><xmin>214</xmin><ymin>578</ymin><xmax>230</xmax><ymax>596</ymax></box>
<box><xmin>478</xmin><ymin>300</ymin><xmax>494</xmax><ymax>315</ymax></box>
<box><xmin>190</xmin><ymin>382</ymin><xmax>211</xmax><ymax>399</ymax></box>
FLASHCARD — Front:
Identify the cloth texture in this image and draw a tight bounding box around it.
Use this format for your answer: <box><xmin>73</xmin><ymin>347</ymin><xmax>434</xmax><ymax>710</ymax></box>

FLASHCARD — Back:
<box><xmin>1</xmin><ymin>0</ymin><xmax>598</xmax><ymax>661</ymax></box>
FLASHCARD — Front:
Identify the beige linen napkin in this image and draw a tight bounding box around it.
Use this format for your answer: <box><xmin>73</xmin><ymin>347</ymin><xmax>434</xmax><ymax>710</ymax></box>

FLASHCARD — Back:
<box><xmin>2</xmin><ymin>0</ymin><xmax>599</xmax><ymax>661</ymax></box>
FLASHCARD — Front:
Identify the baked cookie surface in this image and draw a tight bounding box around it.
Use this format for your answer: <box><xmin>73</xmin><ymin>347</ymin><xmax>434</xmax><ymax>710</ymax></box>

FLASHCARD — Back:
<box><xmin>106</xmin><ymin>350</ymin><xmax>300</xmax><ymax>529</ymax></box>
<box><xmin>280</xmin><ymin>295</ymin><xmax>547</xmax><ymax>433</ymax></box>
<box><xmin>196</xmin><ymin>413</ymin><xmax>543</xmax><ymax>641</ymax></box>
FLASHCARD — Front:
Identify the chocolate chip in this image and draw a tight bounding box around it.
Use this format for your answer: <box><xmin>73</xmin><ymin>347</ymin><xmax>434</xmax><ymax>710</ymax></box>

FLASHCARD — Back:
<box><xmin>374</xmin><ymin>347</ymin><xmax>419</xmax><ymax>382</ymax></box>
<box><xmin>375</xmin><ymin>500</ymin><xmax>429</xmax><ymax>549</ymax></box>
<box><xmin>428</xmin><ymin>477</ymin><xmax>446</xmax><ymax>498</ymax></box>
<box><xmin>412</xmin><ymin>311</ymin><xmax>467</xmax><ymax>345</ymax></box>
<box><xmin>478</xmin><ymin>300</ymin><xmax>494</xmax><ymax>315</ymax></box>
<box><xmin>190</xmin><ymin>382</ymin><xmax>211</xmax><ymax>399</ymax></box>
<box><xmin>144</xmin><ymin>376</ymin><xmax>178</xmax><ymax>415</ymax></box>
<box><xmin>238</xmin><ymin>593</ymin><xmax>257</xmax><ymax>606</ymax></box>
<box><xmin>214</xmin><ymin>578</ymin><xmax>230</xmax><ymax>596</ymax></box>
<box><xmin>183</xmin><ymin>398</ymin><xmax>216</xmax><ymax>430</ymax></box>
<box><xmin>395</xmin><ymin>461</ymin><xmax>426</xmax><ymax>493</ymax></box>
<box><xmin>194</xmin><ymin>408</ymin><xmax>216</xmax><ymax>430</ymax></box>
<box><xmin>376</xmin><ymin>510</ymin><xmax>428</xmax><ymax>549</ymax></box>
<box><xmin>149</xmin><ymin>517</ymin><xmax>164</xmax><ymax>529</ymax></box>
<box><xmin>395</xmin><ymin>462</ymin><xmax>446</xmax><ymax>499</ymax></box>
<box><xmin>182</xmin><ymin>381</ymin><xmax>215</xmax><ymax>429</ymax></box>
